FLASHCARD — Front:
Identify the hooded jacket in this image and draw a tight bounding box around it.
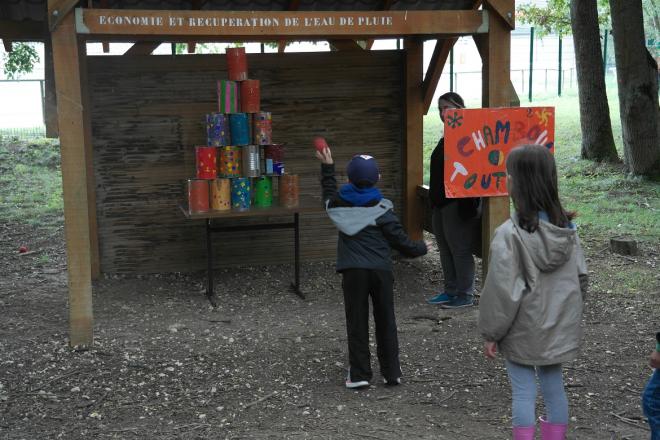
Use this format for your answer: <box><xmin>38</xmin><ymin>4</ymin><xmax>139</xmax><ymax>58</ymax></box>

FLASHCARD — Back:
<box><xmin>478</xmin><ymin>214</ymin><xmax>589</xmax><ymax>366</ymax></box>
<box><xmin>321</xmin><ymin>163</ymin><xmax>427</xmax><ymax>272</ymax></box>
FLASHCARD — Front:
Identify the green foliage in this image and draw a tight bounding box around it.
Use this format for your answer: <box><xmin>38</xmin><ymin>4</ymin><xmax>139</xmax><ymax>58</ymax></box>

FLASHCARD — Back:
<box><xmin>517</xmin><ymin>0</ymin><xmax>611</xmax><ymax>36</ymax></box>
<box><xmin>2</xmin><ymin>42</ymin><xmax>40</xmax><ymax>79</ymax></box>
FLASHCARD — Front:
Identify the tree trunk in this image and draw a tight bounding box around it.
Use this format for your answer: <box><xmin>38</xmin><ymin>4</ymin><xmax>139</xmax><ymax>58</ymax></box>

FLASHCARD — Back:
<box><xmin>570</xmin><ymin>0</ymin><xmax>619</xmax><ymax>162</ymax></box>
<box><xmin>610</xmin><ymin>0</ymin><xmax>660</xmax><ymax>176</ymax></box>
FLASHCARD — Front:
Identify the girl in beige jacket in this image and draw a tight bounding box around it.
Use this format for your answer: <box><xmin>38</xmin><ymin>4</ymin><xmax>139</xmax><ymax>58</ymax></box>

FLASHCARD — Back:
<box><xmin>478</xmin><ymin>145</ymin><xmax>588</xmax><ymax>440</ymax></box>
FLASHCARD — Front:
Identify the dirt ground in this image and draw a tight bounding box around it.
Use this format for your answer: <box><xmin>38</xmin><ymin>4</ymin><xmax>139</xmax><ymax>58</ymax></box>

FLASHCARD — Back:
<box><xmin>0</xmin><ymin>221</ymin><xmax>658</xmax><ymax>440</ymax></box>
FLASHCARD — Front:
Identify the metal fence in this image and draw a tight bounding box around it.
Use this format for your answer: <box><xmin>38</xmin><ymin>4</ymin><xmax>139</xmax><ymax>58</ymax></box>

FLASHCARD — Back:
<box><xmin>0</xmin><ymin>79</ymin><xmax>48</xmax><ymax>140</ymax></box>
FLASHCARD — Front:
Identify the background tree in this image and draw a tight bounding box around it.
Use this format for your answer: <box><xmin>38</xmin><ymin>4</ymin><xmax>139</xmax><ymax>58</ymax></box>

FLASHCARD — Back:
<box><xmin>2</xmin><ymin>42</ymin><xmax>40</xmax><ymax>79</ymax></box>
<box><xmin>609</xmin><ymin>0</ymin><xmax>660</xmax><ymax>175</ymax></box>
<box><xmin>570</xmin><ymin>0</ymin><xmax>619</xmax><ymax>162</ymax></box>
<box><xmin>518</xmin><ymin>0</ymin><xmax>619</xmax><ymax>162</ymax></box>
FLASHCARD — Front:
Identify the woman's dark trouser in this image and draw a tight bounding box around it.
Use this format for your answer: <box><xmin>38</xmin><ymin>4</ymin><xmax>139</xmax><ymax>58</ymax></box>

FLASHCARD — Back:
<box><xmin>342</xmin><ymin>268</ymin><xmax>401</xmax><ymax>383</ymax></box>
<box><xmin>432</xmin><ymin>203</ymin><xmax>478</xmax><ymax>298</ymax></box>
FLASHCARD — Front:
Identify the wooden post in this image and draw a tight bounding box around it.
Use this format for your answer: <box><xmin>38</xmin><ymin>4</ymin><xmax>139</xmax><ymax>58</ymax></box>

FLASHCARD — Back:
<box><xmin>403</xmin><ymin>37</ymin><xmax>424</xmax><ymax>241</ymax></box>
<box><xmin>50</xmin><ymin>6</ymin><xmax>94</xmax><ymax>347</ymax></box>
<box><xmin>44</xmin><ymin>34</ymin><xmax>59</xmax><ymax>138</ymax></box>
<box><xmin>481</xmin><ymin>0</ymin><xmax>514</xmax><ymax>274</ymax></box>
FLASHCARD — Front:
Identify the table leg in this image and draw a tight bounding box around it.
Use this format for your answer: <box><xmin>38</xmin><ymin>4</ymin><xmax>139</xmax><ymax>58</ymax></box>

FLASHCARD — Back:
<box><xmin>290</xmin><ymin>212</ymin><xmax>304</xmax><ymax>299</ymax></box>
<box><xmin>206</xmin><ymin>219</ymin><xmax>217</xmax><ymax>307</ymax></box>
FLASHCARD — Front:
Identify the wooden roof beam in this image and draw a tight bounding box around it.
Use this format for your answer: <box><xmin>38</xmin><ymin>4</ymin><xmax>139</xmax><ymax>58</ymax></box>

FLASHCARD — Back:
<box><xmin>422</xmin><ymin>0</ymin><xmax>483</xmax><ymax>114</ymax></box>
<box><xmin>422</xmin><ymin>37</ymin><xmax>457</xmax><ymax>114</ymax></box>
<box><xmin>49</xmin><ymin>0</ymin><xmax>81</xmax><ymax>32</ymax></box>
<box><xmin>124</xmin><ymin>41</ymin><xmax>161</xmax><ymax>55</ymax></box>
<box><xmin>0</xmin><ymin>19</ymin><xmax>47</xmax><ymax>41</ymax></box>
<box><xmin>484</xmin><ymin>0</ymin><xmax>515</xmax><ymax>29</ymax></box>
<box><xmin>328</xmin><ymin>39</ymin><xmax>365</xmax><ymax>51</ymax></box>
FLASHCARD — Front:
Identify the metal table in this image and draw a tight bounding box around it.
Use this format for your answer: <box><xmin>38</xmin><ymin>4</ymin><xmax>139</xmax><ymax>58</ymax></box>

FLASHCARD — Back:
<box><xmin>179</xmin><ymin>200</ymin><xmax>325</xmax><ymax>307</ymax></box>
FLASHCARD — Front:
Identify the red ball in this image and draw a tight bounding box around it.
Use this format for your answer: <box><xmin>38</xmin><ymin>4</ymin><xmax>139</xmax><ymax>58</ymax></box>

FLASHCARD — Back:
<box><xmin>313</xmin><ymin>136</ymin><xmax>328</xmax><ymax>153</ymax></box>
<box><xmin>18</xmin><ymin>246</ymin><xmax>28</xmax><ymax>253</ymax></box>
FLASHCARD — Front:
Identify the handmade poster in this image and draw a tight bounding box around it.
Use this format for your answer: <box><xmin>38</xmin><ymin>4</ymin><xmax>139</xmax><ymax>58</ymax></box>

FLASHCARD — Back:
<box><xmin>443</xmin><ymin>106</ymin><xmax>555</xmax><ymax>198</ymax></box>
<box><xmin>226</xmin><ymin>47</ymin><xmax>248</xmax><ymax>81</ymax></box>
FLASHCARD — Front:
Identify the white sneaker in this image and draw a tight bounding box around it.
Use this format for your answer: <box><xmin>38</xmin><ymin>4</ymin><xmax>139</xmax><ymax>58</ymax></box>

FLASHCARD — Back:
<box><xmin>345</xmin><ymin>379</ymin><xmax>370</xmax><ymax>389</ymax></box>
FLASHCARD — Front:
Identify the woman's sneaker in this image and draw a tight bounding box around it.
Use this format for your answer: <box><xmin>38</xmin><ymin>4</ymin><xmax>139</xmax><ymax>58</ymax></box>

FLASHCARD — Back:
<box><xmin>345</xmin><ymin>379</ymin><xmax>369</xmax><ymax>389</ymax></box>
<box><xmin>426</xmin><ymin>292</ymin><xmax>453</xmax><ymax>304</ymax></box>
<box><xmin>383</xmin><ymin>377</ymin><xmax>401</xmax><ymax>386</ymax></box>
<box><xmin>440</xmin><ymin>295</ymin><xmax>475</xmax><ymax>309</ymax></box>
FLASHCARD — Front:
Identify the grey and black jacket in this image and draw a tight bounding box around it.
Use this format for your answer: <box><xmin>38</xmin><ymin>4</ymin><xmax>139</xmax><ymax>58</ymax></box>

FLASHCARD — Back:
<box><xmin>321</xmin><ymin>163</ymin><xmax>427</xmax><ymax>272</ymax></box>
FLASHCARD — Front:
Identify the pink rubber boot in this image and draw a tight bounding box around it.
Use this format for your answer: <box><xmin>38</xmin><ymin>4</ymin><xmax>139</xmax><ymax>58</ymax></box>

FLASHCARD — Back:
<box><xmin>513</xmin><ymin>425</ymin><xmax>535</xmax><ymax>440</ymax></box>
<box><xmin>539</xmin><ymin>416</ymin><xmax>567</xmax><ymax>440</ymax></box>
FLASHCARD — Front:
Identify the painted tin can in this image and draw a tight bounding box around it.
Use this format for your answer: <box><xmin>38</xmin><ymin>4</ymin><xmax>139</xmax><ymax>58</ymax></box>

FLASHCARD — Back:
<box><xmin>195</xmin><ymin>146</ymin><xmax>217</xmax><ymax>180</ymax></box>
<box><xmin>217</xmin><ymin>80</ymin><xmax>238</xmax><ymax>113</ymax></box>
<box><xmin>265</xmin><ymin>144</ymin><xmax>284</xmax><ymax>174</ymax></box>
<box><xmin>253</xmin><ymin>111</ymin><xmax>272</xmax><ymax>145</ymax></box>
<box><xmin>218</xmin><ymin>146</ymin><xmax>242</xmax><ymax>178</ymax></box>
<box><xmin>226</xmin><ymin>47</ymin><xmax>248</xmax><ymax>81</ymax></box>
<box><xmin>240</xmin><ymin>79</ymin><xmax>260</xmax><ymax>113</ymax></box>
<box><xmin>279</xmin><ymin>174</ymin><xmax>299</xmax><ymax>208</ymax></box>
<box><xmin>231</xmin><ymin>177</ymin><xmax>251</xmax><ymax>211</ymax></box>
<box><xmin>241</xmin><ymin>145</ymin><xmax>261</xmax><ymax>178</ymax></box>
<box><xmin>187</xmin><ymin>179</ymin><xmax>209</xmax><ymax>213</ymax></box>
<box><xmin>210</xmin><ymin>178</ymin><xmax>231</xmax><ymax>211</ymax></box>
<box><xmin>206</xmin><ymin>113</ymin><xmax>230</xmax><ymax>146</ymax></box>
<box><xmin>229</xmin><ymin>113</ymin><xmax>251</xmax><ymax>146</ymax></box>
<box><xmin>254</xmin><ymin>176</ymin><xmax>273</xmax><ymax>208</ymax></box>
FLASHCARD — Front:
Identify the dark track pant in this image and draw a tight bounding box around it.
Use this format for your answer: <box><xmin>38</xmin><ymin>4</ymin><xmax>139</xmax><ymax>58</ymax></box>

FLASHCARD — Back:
<box><xmin>342</xmin><ymin>268</ymin><xmax>401</xmax><ymax>383</ymax></box>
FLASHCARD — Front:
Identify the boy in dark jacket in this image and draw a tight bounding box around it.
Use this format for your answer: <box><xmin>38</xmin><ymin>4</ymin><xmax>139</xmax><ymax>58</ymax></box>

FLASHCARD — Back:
<box><xmin>316</xmin><ymin>146</ymin><xmax>428</xmax><ymax>389</ymax></box>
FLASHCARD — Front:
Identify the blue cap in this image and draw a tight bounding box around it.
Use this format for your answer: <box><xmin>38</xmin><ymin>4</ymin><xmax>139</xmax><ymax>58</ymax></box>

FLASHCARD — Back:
<box><xmin>347</xmin><ymin>154</ymin><xmax>379</xmax><ymax>186</ymax></box>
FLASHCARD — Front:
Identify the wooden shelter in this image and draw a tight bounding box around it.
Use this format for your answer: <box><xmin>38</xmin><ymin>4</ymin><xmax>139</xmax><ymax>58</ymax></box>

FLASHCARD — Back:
<box><xmin>1</xmin><ymin>0</ymin><xmax>517</xmax><ymax>347</ymax></box>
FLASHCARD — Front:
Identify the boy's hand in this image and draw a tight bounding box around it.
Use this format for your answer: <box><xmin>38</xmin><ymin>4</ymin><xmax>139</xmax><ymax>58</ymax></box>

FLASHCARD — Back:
<box><xmin>484</xmin><ymin>341</ymin><xmax>497</xmax><ymax>359</ymax></box>
<box><xmin>315</xmin><ymin>147</ymin><xmax>333</xmax><ymax>165</ymax></box>
<box><xmin>424</xmin><ymin>240</ymin><xmax>434</xmax><ymax>252</ymax></box>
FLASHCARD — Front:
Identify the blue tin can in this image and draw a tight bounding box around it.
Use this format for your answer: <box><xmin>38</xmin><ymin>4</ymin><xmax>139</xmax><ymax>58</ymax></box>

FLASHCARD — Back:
<box><xmin>230</xmin><ymin>177</ymin><xmax>251</xmax><ymax>211</ymax></box>
<box><xmin>229</xmin><ymin>113</ymin><xmax>250</xmax><ymax>146</ymax></box>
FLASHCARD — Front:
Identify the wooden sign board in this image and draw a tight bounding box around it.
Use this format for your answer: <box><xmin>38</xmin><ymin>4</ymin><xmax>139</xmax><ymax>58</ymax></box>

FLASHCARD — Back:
<box><xmin>74</xmin><ymin>9</ymin><xmax>488</xmax><ymax>38</ymax></box>
<box><xmin>443</xmin><ymin>107</ymin><xmax>555</xmax><ymax>198</ymax></box>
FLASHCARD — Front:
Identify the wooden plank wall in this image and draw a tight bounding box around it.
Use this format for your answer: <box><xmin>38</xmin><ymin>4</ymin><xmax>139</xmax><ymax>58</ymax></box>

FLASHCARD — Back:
<box><xmin>87</xmin><ymin>51</ymin><xmax>404</xmax><ymax>273</ymax></box>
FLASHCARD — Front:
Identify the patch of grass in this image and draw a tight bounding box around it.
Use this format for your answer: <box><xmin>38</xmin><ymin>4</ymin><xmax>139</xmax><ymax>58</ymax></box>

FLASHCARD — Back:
<box><xmin>0</xmin><ymin>138</ymin><xmax>63</xmax><ymax>227</ymax></box>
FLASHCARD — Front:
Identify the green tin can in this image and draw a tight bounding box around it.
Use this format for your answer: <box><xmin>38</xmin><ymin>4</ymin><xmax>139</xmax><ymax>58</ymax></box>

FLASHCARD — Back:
<box><xmin>254</xmin><ymin>176</ymin><xmax>273</xmax><ymax>207</ymax></box>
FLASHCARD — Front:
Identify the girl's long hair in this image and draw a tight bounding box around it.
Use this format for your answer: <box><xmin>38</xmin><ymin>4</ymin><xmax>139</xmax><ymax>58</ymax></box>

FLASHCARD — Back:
<box><xmin>506</xmin><ymin>144</ymin><xmax>575</xmax><ymax>233</ymax></box>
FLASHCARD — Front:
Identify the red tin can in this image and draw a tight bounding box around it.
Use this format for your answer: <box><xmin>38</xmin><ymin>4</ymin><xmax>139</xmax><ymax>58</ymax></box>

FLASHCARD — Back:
<box><xmin>226</xmin><ymin>47</ymin><xmax>248</xmax><ymax>81</ymax></box>
<box><xmin>279</xmin><ymin>174</ymin><xmax>299</xmax><ymax>208</ymax></box>
<box><xmin>240</xmin><ymin>79</ymin><xmax>260</xmax><ymax>113</ymax></box>
<box><xmin>188</xmin><ymin>179</ymin><xmax>209</xmax><ymax>213</ymax></box>
<box><xmin>195</xmin><ymin>146</ymin><xmax>217</xmax><ymax>179</ymax></box>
